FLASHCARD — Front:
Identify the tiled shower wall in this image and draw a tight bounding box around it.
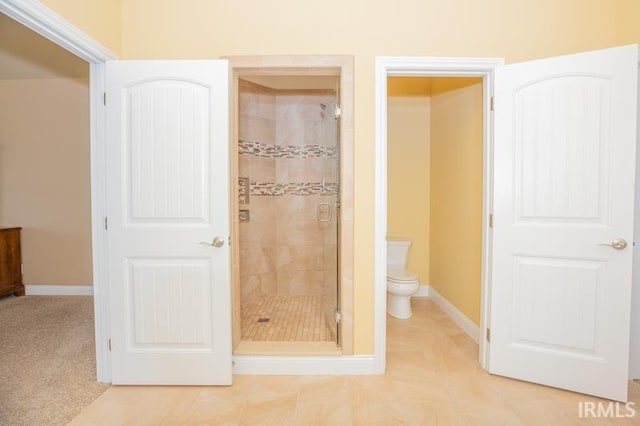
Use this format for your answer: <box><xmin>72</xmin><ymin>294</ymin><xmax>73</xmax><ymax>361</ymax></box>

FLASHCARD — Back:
<box><xmin>238</xmin><ymin>80</ymin><xmax>337</xmax><ymax>304</ymax></box>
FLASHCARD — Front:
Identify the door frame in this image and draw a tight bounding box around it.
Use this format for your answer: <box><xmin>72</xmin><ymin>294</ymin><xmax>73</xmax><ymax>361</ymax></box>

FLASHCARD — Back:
<box><xmin>374</xmin><ymin>57</ymin><xmax>503</xmax><ymax>372</ymax></box>
<box><xmin>0</xmin><ymin>0</ymin><xmax>117</xmax><ymax>382</ymax></box>
<box><xmin>228</xmin><ymin>56</ymin><xmax>367</xmax><ymax>374</ymax></box>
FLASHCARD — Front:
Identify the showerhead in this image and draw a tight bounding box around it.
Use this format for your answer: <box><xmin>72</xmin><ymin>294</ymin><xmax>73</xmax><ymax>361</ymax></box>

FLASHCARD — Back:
<box><xmin>320</xmin><ymin>103</ymin><xmax>327</xmax><ymax>110</ymax></box>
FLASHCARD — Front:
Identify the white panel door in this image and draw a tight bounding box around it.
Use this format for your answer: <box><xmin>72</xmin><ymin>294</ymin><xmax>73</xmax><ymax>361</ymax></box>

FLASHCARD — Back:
<box><xmin>491</xmin><ymin>45</ymin><xmax>638</xmax><ymax>401</ymax></box>
<box><xmin>106</xmin><ymin>60</ymin><xmax>232</xmax><ymax>385</ymax></box>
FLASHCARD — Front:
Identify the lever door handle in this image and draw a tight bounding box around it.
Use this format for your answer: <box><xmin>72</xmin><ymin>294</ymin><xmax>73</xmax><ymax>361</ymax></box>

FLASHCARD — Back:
<box><xmin>199</xmin><ymin>237</ymin><xmax>225</xmax><ymax>248</ymax></box>
<box><xmin>598</xmin><ymin>238</ymin><xmax>628</xmax><ymax>250</ymax></box>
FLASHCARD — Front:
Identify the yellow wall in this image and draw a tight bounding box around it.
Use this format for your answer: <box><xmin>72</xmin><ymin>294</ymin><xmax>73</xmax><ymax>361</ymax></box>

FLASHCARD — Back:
<box><xmin>387</xmin><ymin>78</ymin><xmax>431</xmax><ymax>284</ymax></box>
<box><xmin>616</xmin><ymin>0</ymin><xmax>640</xmax><ymax>45</ymax></box>
<box><xmin>39</xmin><ymin>0</ymin><xmax>122</xmax><ymax>55</ymax></box>
<box><xmin>430</xmin><ymin>78</ymin><xmax>484</xmax><ymax>325</ymax></box>
<box><xmin>41</xmin><ymin>0</ymin><xmax>636</xmax><ymax>354</ymax></box>
<box><xmin>0</xmin><ymin>78</ymin><xmax>93</xmax><ymax>286</ymax></box>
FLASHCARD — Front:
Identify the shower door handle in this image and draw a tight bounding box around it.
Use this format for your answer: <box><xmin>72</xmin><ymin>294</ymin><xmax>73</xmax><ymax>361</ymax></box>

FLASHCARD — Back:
<box><xmin>316</xmin><ymin>203</ymin><xmax>332</xmax><ymax>222</ymax></box>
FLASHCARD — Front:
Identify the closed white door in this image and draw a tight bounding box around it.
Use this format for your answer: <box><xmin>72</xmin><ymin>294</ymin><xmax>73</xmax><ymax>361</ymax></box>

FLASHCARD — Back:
<box><xmin>491</xmin><ymin>45</ymin><xmax>638</xmax><ymax>401</ymax></box>
<box><xmin>105</xmin><ymin>60</ymin><xmax>232</xmax><ymax>385</ymax></box>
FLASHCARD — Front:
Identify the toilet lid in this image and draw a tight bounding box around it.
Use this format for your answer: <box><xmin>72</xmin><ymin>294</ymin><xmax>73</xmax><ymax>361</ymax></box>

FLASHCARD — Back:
<box><xmin>387</xmin><ymin>268</ymin><xmax>418</xmax><ymax>282</ymax></box>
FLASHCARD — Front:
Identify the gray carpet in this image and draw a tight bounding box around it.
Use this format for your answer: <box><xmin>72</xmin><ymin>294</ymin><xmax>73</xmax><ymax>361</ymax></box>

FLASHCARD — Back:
<box><xmin>0</xmin><ymin>295</ymin><xmax>110</xmax><ymax>426</ymax></box>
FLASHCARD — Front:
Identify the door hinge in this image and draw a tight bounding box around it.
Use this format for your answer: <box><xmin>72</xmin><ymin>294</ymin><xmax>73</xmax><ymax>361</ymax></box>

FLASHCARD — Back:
<box><xmin>108</xmin><ymin>338</ymin><xmax>112</xmax><ymax>351</ymax></box>
<box><xmin>104</xmin><ymin>217</ymin><xmax>108</xmax><ymax>230</ymax></box>
<box><xmin>489</xmin><ymin>214</ymin><xmax>493</xmax><ymax>228</ymax></box>
<box><xmin>486</xmin><ymin>328</ymin><xmax>491</xmax><ymax>343</ymax></box>
<box><xmin>490</xmin><ymin>96</ymin><xmax>494</xmax><ymax>111</ymax></box>
<box><xmin>335</xmin><ymin>105</ymin><xmax>342</xmax><ymax>119</ymax></box>
<box><xmin>335</xmin><ymin>310</ymin><xmax>342</xmax><ymax>323</ymax></box>
<box><xmin>103</xmin><ymin>92</ymin><xmax>106</xmax><ymax>106</ymax></box>
<box><xmin>228</xmin><ymin>235</ymin><xmax>232</xmax><ymax>246</ymax></box>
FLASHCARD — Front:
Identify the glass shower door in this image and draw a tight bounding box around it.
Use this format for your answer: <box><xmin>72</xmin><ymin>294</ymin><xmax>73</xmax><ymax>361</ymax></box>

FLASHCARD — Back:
<box><xmin>319</xmin><ymin>101</ymin><xmax>340</xmax><ymax>345</ymax></box>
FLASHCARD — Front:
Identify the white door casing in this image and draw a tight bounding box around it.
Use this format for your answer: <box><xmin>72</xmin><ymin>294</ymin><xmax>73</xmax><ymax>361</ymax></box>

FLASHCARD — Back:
<box><xmin>106</xmin><ymin>60</ymin><xmax>232</xmax><ymax>385</ymax></box>
<box><xmin>491</xmin><ymin>45</ymin><xmax>638</xmax><ymax>401</ymax></box>
<box><xmin>630</xmin><ymin>64</ymin><xmax>640</xmax><ymax>380</ymax></box>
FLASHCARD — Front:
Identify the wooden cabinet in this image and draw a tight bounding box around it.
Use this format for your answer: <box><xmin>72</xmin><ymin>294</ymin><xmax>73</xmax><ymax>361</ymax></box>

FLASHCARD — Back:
<box><xmin>0</xmin><ymin>227</ymin><xmax>25</xmax><ymax>297</ymax></box>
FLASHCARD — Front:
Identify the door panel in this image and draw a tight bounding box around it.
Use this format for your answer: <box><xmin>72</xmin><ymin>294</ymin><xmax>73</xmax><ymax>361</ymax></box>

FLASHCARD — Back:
<box><xmin>491</xmin><ymin>45</ymin><xmax>638</xmax><ymax>401</ymax></box>
<box><xmin>127</xmin><ymin>81</ymin><xmax>210</xmax><ymax>223</ymax></box>
<box><xmin>106</xmin><ymin>60</ymin><xmax>232</xmax><ymax>385</ymax></box>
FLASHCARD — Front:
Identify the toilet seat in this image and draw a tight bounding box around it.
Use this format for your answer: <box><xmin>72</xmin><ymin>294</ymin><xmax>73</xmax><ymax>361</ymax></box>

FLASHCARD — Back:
<box><xmin>387</xmin><ymin>268</ymin><xmax>418</xmax><ymax>283</ymax></box>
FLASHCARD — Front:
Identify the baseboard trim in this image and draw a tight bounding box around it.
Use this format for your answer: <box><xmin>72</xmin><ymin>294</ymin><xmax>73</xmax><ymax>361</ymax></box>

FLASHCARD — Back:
<box><xmin>25</xmin><ymin>285</ymin><xmax>93</xmax><ymax>296</ymax></box>
<box><xmin>233</xmin><ymin>355</ymin><xmax>377</xmax><ymax>375</ymax></box>
<box><xmin>427</xmin><ymin>286</ymin><xmax>480</xmax><ymax>344</ymax></box>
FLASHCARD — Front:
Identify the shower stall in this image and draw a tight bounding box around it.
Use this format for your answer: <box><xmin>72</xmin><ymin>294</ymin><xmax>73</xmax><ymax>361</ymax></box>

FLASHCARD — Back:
<box><xmin>236</xmin><ymin>77</ymin><xmax>340</xmax><ymax>349</ymax></box>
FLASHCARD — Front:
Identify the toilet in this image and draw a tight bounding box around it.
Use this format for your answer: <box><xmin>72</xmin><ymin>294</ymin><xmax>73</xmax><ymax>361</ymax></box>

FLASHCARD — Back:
<box><xmin>387</xmin><ymin>240</ymin><xmax>420</xmax><ymax>319</ymax></box>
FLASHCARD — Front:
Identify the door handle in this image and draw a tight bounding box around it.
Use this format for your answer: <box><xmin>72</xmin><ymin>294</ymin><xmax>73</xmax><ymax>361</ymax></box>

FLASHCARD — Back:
<box><xmin>199</xmin><ymin>237</ymin><xmax>225</xmax><ymax>248</ymax></box>
<box><xmin>598</xmin><ymin>238</ymin><xmax>628</xmax><ymax>250</ymax></box>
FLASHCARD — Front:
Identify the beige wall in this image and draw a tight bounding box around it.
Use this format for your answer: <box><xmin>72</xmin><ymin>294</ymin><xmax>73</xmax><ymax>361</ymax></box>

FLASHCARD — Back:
<box><xmin>42</xmin><ymin>0</ymin><xmax>640</xmax><ymax>354</ymax></box>
<box><xmin>0</xmin><ymin>78</ymin><xmax>93</xmax><ymax>286</ymax></box>
<box><xmin>238</xmin><ymin>81</ymin><xmax>338</xmax><ymax>303</ymax></box>
<box><xmin>387</xmin><ymin>78</ymin><xmax>431</xmax><ymax>284</ymax></box>
<box><xmin>430</xmin><ymin>78</ymin><xmax>484</xmax><ymax>325</ymax></box>
<box><xmin>39</xmin><ymin>0</ymin><xmax>122</xmax><ymax>55</ymax></box>
<box><xmin>238</xmin><ymin>80</ymin><xmax>277</xmax><ymax>303</ymax></box>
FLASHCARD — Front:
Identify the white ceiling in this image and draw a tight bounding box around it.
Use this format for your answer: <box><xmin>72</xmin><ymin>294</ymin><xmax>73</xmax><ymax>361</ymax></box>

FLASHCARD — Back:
<box><xmin>0</xmin><ymin>13</ymin><xmax>88</xmax><ymax>80</ymax></box>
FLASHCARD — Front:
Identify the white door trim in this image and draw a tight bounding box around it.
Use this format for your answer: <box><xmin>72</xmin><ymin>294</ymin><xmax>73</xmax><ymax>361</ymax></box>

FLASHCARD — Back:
<box><xmin>233</xmin><ymin>355</ymin><xmax>376</xmax><ymax>375</ymax></box>
<box><xmin>0</xmin><ymin>0</ymin><xmax>117</xmax><ymax>382</ymax></box>
<box><xmin>374</xmin><ymin>57</ymin><xmax>504</xmax><ymax>373</ymax></box>
<box><xmin>630</xmin><ymin>64</ymin><xmax>640</xmax><ymax>380</ymax></box>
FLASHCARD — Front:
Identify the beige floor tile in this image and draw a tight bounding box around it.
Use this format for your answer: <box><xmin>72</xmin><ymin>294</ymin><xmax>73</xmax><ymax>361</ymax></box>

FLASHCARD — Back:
<box><xmin>70</xmin><ymin>297</ymin><xmax>639</xmax><ymax>425</ymax></box>
<box><xmin>486</xmin><ymin>373</ymin><xmax>574</xmax><ymax>402</ymax></box>
<box><xmin>237</xmin><ymin>394</ymin><xmax>298</xmax><ymax>426</ymax></box>
<box><xmin>176</xmin><ymin>378</ymin><xmax>253</xmax><ymax>425</ymax></box>
<box><xmin>295</xmin><ymin>398</ymin><xmax>353</xmax><ymax>426</ymax></box>
<box><xmin>247</xmin><ymin>375</ymin><xmax>300</xmax><ymax>403</ymax></box>
<box><xmin>507</xmin><ymin>399</ymin><xmax>584</xmax><ymax>426</ymax></box>
<box><xmin>69</xmin><ymin>386</ymin><xmax>202</xmax><ymax>426</ymax></box>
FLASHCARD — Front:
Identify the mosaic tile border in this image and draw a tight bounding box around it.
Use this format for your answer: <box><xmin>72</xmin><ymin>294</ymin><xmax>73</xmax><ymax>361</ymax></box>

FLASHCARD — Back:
<box><xmin>239</xmin><ymin>139</ymin><xmax>337</xmax><ymax>159</ymax></box>
<box><xmin>251</xmin><ymin>182</ymin><xmax>339</xmax><ymax>196</ymax></box>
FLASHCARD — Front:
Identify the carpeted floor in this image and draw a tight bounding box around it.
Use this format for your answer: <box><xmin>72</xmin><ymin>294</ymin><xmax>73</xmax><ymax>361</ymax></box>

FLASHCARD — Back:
<box><xmin>0</xmin><ymin>295</ymin><xmax>110</xmax><ymax>426</ymax></box>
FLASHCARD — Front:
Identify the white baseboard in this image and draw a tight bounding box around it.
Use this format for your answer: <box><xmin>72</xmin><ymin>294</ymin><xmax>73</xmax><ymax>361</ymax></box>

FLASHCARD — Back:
<box><xmin>233</xmin><ymin>355</ymin><xmax>377</xmax><ymax>375</ymax></box>
<box><xmin>25</xmin><ymin>285</ymin><xmax>93</xmax><ymax>296</ymax></box>
<box><xmin>427</xmin><ymin>286</ymin><xmax>480</xmax><ymax>344</ymax></box>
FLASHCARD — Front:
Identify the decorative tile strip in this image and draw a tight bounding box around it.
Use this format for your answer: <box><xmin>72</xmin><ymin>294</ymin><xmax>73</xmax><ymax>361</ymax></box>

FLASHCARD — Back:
<box><xmin>239</xmin><ymin>139</ymin><xmax>337</xmax><ymax>159</ymax></box>
<box><xmin>250</xmin><ymin>182</ymin><xmax>338</xmax><ymax>196</ymax></box>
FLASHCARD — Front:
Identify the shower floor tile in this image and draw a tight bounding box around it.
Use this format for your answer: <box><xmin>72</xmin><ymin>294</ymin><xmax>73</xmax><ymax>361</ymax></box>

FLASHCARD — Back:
<box><xmin>241</xmin><ymin>295</ymin><xmax>333</xmax><ymax>342</ymax></box>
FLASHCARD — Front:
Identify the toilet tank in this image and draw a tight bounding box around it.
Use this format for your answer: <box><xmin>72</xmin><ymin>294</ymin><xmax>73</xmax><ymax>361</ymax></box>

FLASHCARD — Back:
<box><xmin>387</xmin><ymin>240</ymin><xmax>411</xmax><ymax>270</ymax></box>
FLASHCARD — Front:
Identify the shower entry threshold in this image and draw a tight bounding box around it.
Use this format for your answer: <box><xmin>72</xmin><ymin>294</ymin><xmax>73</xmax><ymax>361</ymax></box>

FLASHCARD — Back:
<box><xmin>234</xmin><ymin>341</ymin><xmax>341</xmax><ymax>356</ymax></box>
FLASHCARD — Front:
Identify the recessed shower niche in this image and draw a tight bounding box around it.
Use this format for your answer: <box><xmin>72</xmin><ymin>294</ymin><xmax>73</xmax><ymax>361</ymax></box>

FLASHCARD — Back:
<box><xmin>231</xmin><ymin>66</ymin><xmax>350</xmax><ymax>355</ymax></box>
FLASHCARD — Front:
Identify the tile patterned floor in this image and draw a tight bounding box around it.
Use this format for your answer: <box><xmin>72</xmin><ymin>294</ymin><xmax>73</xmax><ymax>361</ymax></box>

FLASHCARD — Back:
<box><xmin>70</xmin><ymin>298</ymin><xmax>640</xmax><ymax>425</ymax></box>
<box><xmin>241</xmin><ymin>295</ymin><xmax>333</xmax><ymax>342</ymax></box>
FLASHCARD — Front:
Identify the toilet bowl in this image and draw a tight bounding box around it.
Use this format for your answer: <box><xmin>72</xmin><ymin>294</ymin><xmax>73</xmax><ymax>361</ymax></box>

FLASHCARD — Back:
<box><xmin>387</xmin><ymin>240</ymin><xmax>419</xmax><ymax>319</ymax></box>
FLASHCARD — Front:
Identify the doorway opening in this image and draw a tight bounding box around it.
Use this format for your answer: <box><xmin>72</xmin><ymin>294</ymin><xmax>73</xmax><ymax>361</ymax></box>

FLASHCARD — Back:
<box><xmin>374</xmin><ymin>57</ymin><xmax>502</xmax><ymax>373</ymax></box>
<box><xmin>386</xmin><ymin>75</ymin><xmax>484</xmax><ymax>340</ymax></box>
<box><xmin>229</xmin><ymin>56</ymin><xmax>354</xmax><ymax>357</ymax></box>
